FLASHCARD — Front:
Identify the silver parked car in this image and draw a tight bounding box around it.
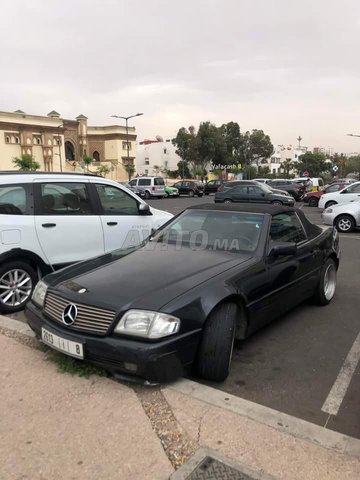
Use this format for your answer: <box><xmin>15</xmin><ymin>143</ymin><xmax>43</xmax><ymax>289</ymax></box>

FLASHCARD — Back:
<box><xmin>322</xmin><ymin>199</ymin><xmax>360</xmax><ymax>233</ymax></box>
<box><xmin>128</xmin><ymin>176</ymin><xmax>166</xmax><ymax>199</ymax></box>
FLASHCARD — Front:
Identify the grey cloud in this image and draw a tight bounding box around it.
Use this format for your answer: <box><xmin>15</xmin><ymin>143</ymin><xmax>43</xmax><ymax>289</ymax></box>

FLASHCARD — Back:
<box><xmin>1</xmin><ymin>0</ymin><xmax>360</xmax><ymax>149</ymax></box>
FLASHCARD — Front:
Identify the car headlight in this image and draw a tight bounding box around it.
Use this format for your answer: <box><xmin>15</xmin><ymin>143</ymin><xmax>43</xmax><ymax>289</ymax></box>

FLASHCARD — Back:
<box><xmin>32</xmin><ymin>280</ymin><xmax>48</xmax><ymax>308</ymax></box>
<box><xmin>115</xmin><ymin>310</ymin><xmax>180</xmax><ymax>339</ymax></box>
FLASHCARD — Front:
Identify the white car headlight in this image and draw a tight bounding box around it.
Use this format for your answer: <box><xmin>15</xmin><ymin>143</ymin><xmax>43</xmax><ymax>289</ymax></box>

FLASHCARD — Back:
<box><xmin>32</xmin><ymin>280</ymin><xmax>48</xmax><ymax>308</ymax></box>
<box><xmin>115</xmin><ymin>310</ymin><xmax>180</xmax><ymax>339</ymax></box>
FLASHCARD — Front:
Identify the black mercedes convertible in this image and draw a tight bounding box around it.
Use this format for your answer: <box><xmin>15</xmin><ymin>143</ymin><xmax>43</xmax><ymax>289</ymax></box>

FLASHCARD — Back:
<box><xmin>26</xmin><ymin>204</ymin><xmax>340</xmax><ymax>383</ymax></box>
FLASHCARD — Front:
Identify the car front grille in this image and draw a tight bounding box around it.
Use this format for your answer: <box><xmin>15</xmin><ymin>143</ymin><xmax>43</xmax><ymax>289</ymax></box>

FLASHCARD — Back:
<box><xmin>44</xmin><ymin>292</ymin><xmax>116</xmax><ymax>335</ymax></box>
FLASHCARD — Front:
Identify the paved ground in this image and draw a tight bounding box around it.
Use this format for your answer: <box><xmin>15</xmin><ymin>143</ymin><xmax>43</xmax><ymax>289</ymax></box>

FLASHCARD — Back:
<box><xmin>148</xmin><ymin>196</ymin><xmax>360</xmax><ymax>441</ymax></box>
<box><xmin>6</xmin><ymin>195</ymin><xmax>360</xmax><ymax>447</ymax></box>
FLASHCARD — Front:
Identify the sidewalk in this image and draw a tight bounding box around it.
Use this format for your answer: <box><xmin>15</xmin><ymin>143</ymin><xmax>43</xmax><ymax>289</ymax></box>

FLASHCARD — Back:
<box><xmin>0</xmin><ymin>318</ymin><xmax>359</xmax><ymax>480</ymax></box>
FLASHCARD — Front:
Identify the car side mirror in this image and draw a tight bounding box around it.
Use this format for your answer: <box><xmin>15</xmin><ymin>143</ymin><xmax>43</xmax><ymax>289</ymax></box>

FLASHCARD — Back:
<box><xmin>138</xmin><ymin>203</ymin><xmax>152</xmax><ymax>215</ymax></box>
<box><xmin>269</xmin><ymin>242</ymin><xmax>297</xmax><ymax>257</ymax></box>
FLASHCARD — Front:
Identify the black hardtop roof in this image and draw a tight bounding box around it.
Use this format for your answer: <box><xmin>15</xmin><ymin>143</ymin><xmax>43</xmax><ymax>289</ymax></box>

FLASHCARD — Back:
<box><xmin>186</xmin><ymin>202</ymin><xmax>295</xmax><ymax>215</ymax></box>
<box><xmin>186</xmin><ymin>203</ymin><xmax>322</xmax><ymax>238</ymax></box>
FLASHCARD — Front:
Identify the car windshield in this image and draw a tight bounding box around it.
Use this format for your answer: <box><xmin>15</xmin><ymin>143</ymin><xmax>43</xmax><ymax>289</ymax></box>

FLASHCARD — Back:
<box><xmin>257</xmin><ymin>183</ymin><xmax>273</xmax><ymax>193</ymax></box>
<box><xmin>153</xmin><ymin>210</ymin><xmax>264</xmax><ymax>253</ymax></box>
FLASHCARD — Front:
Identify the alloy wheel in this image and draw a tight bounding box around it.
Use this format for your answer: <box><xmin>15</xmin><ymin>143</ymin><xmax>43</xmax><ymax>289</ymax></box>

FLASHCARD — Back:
<box><xmin>0</xmin><ymin>269</ymin><xmax>33</xmax><ymax>307</ymax></box>
<box><xmin>323</xmin><ymin>263</ymin><xmax>336</xmax><ymax>301</ymax></box>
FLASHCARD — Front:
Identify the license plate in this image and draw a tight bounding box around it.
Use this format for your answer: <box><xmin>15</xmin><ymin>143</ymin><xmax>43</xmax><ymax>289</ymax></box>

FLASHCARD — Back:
<box><xmin>41</xmin><ymin>328</ymin><xmax>84</xmax><ymax>359</ymax></box>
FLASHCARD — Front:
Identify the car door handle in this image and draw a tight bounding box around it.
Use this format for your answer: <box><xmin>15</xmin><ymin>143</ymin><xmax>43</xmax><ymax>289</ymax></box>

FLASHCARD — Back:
<box><xmin>42</xmin><ymin>223</ymin><xmax>56</xmax><ymax>228</ymax></box>
<box><xmin>107</xmin><ymin>222</ymin><xmax>118</xmax><ymax>226</ymax></box>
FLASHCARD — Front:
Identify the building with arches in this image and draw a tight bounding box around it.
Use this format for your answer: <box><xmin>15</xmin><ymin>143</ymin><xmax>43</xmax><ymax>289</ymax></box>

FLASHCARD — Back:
<box><xmin>0</xmin><ymin>110</ymin><xmax>137</xmax><ymax>180</ymax></box>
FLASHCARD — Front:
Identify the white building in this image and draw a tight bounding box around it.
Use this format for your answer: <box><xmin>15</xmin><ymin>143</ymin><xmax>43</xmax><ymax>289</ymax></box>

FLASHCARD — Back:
<box><xmin>266</xmin><ymin>144</ymin><xmax>308</xmax><ymax>174</ymax></box>
<box><xmin>136</xmin><ymin>137</ymin><xmax>181</xmax><ymax>176</ymax></box>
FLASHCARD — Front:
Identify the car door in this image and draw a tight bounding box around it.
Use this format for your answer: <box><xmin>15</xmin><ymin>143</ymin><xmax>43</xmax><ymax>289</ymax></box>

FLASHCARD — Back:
<box><xmin>34</xmin><ymin>181</ymin><xmax>104</xmax><ymax>267</ymax></box>
<box><xmin>205</xmin><ymin>180</ymin><xmax>216</xmax><ymax>194</ymax></box>
<box><xmin>249</xmin><ymin>212</ymin><xmax>319</xmax><ymax>331</ymax></box>
<box><xmin>93</xmin><ymin>183</ymin><xmax>153</xmax><ymax>251</ymax></box>
<box><xmin>338</xmin><ymin>183</ymin><xmax>360</xmax><ymax>204</ymax></box>
<box><xmin>247</xmin><ymin>185</ymin><xmax>267</xmax><ymax>203</ymax></box>
<box><xmin>173</xmin><ymin>181</ymin><xmax>184</xmax><ymax>194</ymax></box>
<box><xmin>230</xmin><ymin>185</ymin><xmax>249</xmax><ymax>202</ymax></box>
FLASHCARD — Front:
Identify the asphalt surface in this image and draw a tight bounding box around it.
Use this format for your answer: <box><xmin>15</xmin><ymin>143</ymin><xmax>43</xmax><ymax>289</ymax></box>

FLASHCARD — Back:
<box><xmin>7</xmin><ymin>194</ymin><xmax>360</xmax><ymax>441</ymax></box>
<box><xmin>149</xmin><ymin>195</ymin><xmax>360</xmax><ymax>440</ymax></box>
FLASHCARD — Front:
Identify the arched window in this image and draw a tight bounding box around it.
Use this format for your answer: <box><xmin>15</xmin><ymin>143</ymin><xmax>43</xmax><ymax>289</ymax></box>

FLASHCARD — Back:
<box><xmin>15</xmin><ymin>137</ymin><xmax>20</xmax><ymax>144</ymax></box>
<box><xmin>5</xmin><ymin>136</ymin><xmax>10</xmax><ymax>143</ymax></box>
<box><xmin>37</xmin><ymin>138</ymin><xmax>41</xmax><ymax>145</ymax></box>
<box><xmin>65</xmin><ymin>141</ymin><xmax>75</xmax><ymax>161</ymax></box>
<box><xmin>93</xmin><ymin>151</ymin><xmax>100</xmax><ymax>162</ymax></box>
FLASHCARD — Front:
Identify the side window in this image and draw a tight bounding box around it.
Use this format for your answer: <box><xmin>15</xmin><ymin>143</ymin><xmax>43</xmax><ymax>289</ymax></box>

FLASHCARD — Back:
<box><xmin>270</xmin><ymin>213</ymin><xmax>307</xmax><ymax>244</ymax></box>
<box><xmin>154</xmin><ymin>178</ymin><xmax>164</xmax><ymax>186</ymax></box>
<box><xmin>129</xmin><ymin>179</ymin><xmax>137</xmax><ymax>187</ymax></box>
<box><xmin>96</xmin><ymin>185</ymin><xmax>138</xmax><ymax>215</ymax></box>
<box><xmin>38</xmin><ymin>183</ymin><xmax>93</xmax><ymax>215</ymax></box>
<box><xmin>173</xmin><ymin>182</ymin><xmax>181</xmax><ymax>188</ymax></box>
<box><xmin>233</xmin><ymin>186</ymin><xmax>248</xmax><ymax>194</ymax></box>
<box><xmin>0</xmin><ymin>184</ymin><xmax>28</xmax><ymax>215</ymax></box>
<box><xmin>138</xmin><ymin>179</ymin><xmax>151</xmax><ymax>186</ymax></box>
<box><xmin>346</xmin><ymin>183</ymin><xmax>360</xmax><ymax>193</ymax></box>
<box><xmin>326</xmin><ymin>184</ymin><xmax>340</xmax><ymax>193</ymax></box>
<box><xmin>247</xmin><ymin>186</ymin><xmax>262</xmax><ymax>195</ymax></box>
<box><xmin>207</xmin><ymin>180</ymin><xmax>215</xmax><ymax>186</ymax></box>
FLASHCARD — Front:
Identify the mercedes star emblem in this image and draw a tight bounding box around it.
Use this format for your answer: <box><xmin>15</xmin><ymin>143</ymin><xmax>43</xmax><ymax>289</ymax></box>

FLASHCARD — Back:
<box><xmin>62</xmin><ymin>303</ymin><xmax>78</xmax><ymax>326</ymax></box>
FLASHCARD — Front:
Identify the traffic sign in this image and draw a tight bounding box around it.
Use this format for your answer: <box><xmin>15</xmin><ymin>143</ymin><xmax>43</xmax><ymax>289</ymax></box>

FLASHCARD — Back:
<box><xmin>332</xmin><ymin>165</ymin><xmax>339</xmax><ymax>172</ymax></box>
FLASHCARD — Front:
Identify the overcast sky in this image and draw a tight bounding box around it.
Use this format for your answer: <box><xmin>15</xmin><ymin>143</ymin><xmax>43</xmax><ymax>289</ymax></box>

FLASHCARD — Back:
<box><xmin>1</xmin><ymin>0</ymin><xmax>360</xmax><ymax>152</ymax></box>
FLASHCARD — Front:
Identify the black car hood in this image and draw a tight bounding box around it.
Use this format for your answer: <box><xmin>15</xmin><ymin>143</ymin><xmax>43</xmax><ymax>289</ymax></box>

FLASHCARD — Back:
<box><xmin>47</xmin><ymin>243</ymin><xmax>252</xmax><ymax>312</ymax></box>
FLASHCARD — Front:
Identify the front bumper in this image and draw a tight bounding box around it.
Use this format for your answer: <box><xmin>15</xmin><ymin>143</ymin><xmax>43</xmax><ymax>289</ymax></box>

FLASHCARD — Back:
<box><xmin>25</xmin><ymin>302</ymin><xmax>201</xmax><ymax>383</ymax></box>
<box><xmin>321</xmin><ymin>212</ymin><xmax>335</xmax><ymax>226</ymax></box>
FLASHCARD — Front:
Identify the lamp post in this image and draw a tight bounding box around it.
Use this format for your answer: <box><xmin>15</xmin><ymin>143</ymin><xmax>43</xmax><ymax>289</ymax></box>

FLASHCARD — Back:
<box><xmin>111</xmin><ymin>113</ymin><xmax>143</xmax><ymax>181</ymax></box>
<box><xmin>56</xmin><ymin>124</ymin><xmax>64</xmax><ymax>172</ymax></box>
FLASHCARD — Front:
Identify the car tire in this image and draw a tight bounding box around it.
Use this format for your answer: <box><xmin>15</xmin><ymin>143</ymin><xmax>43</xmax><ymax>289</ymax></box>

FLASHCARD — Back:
<box><xmin>325</xmin><ymin>200</ymin><xmax>337</xmax><ymax>208</ymax></box>
<box><xmin>0</xmin><ymin>260</ymin><xmax>38</xmax><ymax>314</ymax></box>
<box><xmin>308</xmin><ymin>197</ymin><xmax>319</xmax><ymax>207</ymax></box>
<box><xmin>144</xmin><ymin>191</ymin><xmax>151</xmax><ymax>200</ymax></box>
<box><xmin>195</xmin><ymin>302</ymin><xmax>237</xmax><ymax>382</ymax></box>
<box><xmin>205</xmin><ymin>193</ymin><xmax>209</xmax><ymax>195</ymax></box>
<box><xmin>335</xmin><ymin>214</ymin><xmax>356</xmax><ymax>233</ymax></box>
<box><xmin>271</xmin><ymin>200</ymin><xmax>283</xmax><ymax>206</ymax></box>
<box><xmin>189</xmin><ymin>190</ymin><xmax>195</xmax><ymax>197</ymax></box>
<box><xmin>165</xmin><ymin>192</ymin><xmax>170</xmax><ymax>198</ymax></box>
<box><xmin>312</xmin><ymin>258</ymin><xmax>337</xmax><ymax>305</ymax></box>
<box><xmin>198</xmin><ymin>193</ymin><xmax>203</xmax><ymax>197</ymax></box>
<box><xmin>224</xmin><ymin>199</ymin><xmax>232</xmax><ymax>204</ymax></box>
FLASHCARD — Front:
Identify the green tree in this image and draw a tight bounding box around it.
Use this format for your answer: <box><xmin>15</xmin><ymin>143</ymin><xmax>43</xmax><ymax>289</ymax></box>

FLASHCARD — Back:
<box><xmin>13</xmin><ymin>154</ymin><xmax>40</xmax><ymax>171</ymax></box>
<box><xmin>82</xmin><ymin>155</ymin><xmax>93</xmax><ymax>172</ymax></box>
<box><xmin>196</xmin><ymin>121</ymin><xmax>226</xmax><ymax>171</ymax></box>
<box><xmin>96</xmin><ymin>165</ymin><xmax>111</xmax><ymax>177</ymax></box>
<box><xmin>172</xmin><ymin>126</ymin><xmax>199</xmax><ymax>166</ymax></box>
<box><xmin>177</xmin><ymin>160</ymin><xmax>192</xmax><ymax>179</ymax></box>
<box><xmin>153</xmin><ymin>165</ymin><xmax>161</xmax><ymax>175</ymax></box>
<box><xmin>219</xmin><ymin>121</ymin><xmax>242</xmax><ymax>168</ymax></box>
<box><xmin>280</xmin><ymin>158</ymin><xmax>293</xmax><ymax>177</ymax></box>
<box><xmin>240</xmin><ymin>129</ymin><xmax>273</xmax><ymax>179</ymax></box>
<box><xmin>345</xmin><ymin>155</ymin><xmax>360</xmax><ymax>180</ymax></box>
<box><xmin>294</xmin><ymin>152</ymin><xmax>327</xmax><ymax>177</ymax></box>
<box><xmin>258</xmin><ymin>165</ymin><xmax>271</xmax><ymax>177</ymax></box>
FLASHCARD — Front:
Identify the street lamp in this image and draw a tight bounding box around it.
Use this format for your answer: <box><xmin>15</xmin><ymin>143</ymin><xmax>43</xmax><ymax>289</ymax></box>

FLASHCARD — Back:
<box><xmin>55</xmin><ymin>124</ymin><xmax>64</xmax><ymax>172</ymax></box>
<box><xmin>111</xmin><ymin>113</ymin><xmax>144</xmax><ymax>181</ymax></box>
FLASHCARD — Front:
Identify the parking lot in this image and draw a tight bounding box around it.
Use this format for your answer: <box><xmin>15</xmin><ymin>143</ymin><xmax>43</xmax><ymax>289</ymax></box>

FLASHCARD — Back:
<box><xmin>6</xmin><ymin>194</ymin><xmax>359</xmax><ymax>441</ymax></box>
<box><xmin>148</xmin><ymin>195</ymin><xmax>360</xmax><ymax>440</ymax></box>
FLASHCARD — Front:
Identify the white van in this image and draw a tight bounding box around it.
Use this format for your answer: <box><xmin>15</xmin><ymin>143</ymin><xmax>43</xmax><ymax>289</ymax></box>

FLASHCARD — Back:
<box><xmin>293</xmin><ymin>177</ymin><xmax>324</xmax><ymax>192</ymax></box>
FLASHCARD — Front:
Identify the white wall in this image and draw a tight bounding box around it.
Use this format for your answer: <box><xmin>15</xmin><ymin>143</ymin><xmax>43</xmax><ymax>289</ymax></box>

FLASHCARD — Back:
<box><xmin>136</xmin><ymin>140</ymin><xmax>180</xmax><ymax>175</ymax></box>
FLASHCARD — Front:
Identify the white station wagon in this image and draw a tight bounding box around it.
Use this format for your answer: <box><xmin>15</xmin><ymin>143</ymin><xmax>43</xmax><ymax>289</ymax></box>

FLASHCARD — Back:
<box><xmin>0</xmin><ymin>172</ymin><xmax>173</xmax><ymax>313</ymax></box>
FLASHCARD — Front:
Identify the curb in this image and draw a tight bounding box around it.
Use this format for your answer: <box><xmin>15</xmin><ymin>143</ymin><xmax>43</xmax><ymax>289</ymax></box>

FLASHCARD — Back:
<box><xmin>0</xmin><ymin>315</ymin><xmax>34</xmax><ymax>337</ymax></box>
<box><xmin>168</xmin><ymin>379</ymin><xmax>360</xmax><ymax>459</ymax></box>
